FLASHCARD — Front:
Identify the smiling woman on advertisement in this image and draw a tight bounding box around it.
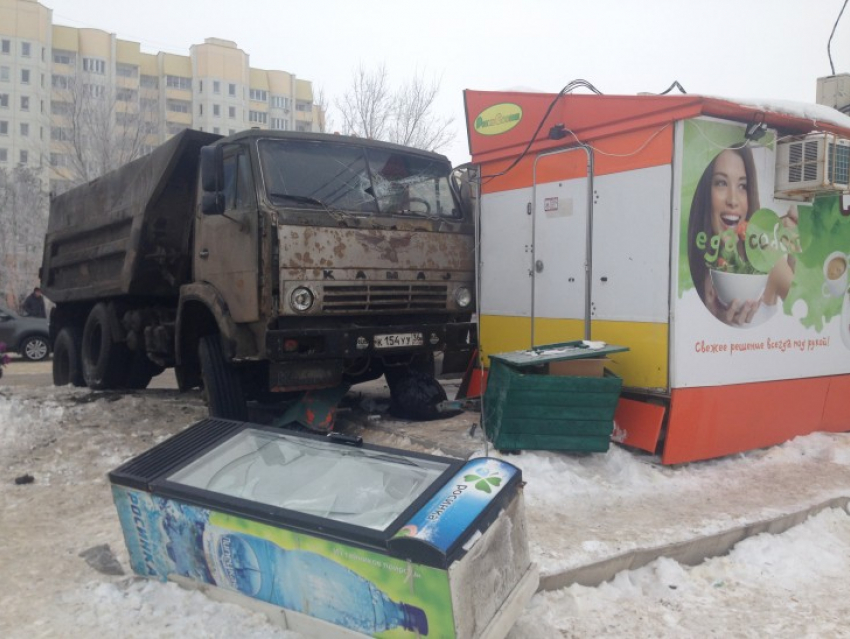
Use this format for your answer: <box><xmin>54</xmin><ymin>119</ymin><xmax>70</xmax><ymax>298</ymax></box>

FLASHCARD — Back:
<box><xmin>687</xmin><ymin>146</ymin><xmax>797</xmax><ymax>327</ymax></box>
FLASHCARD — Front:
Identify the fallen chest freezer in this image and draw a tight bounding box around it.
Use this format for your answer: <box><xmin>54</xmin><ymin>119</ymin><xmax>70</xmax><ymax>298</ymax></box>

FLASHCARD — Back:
<box><xmin>109</xmin><ymin>418</ymin><xmax>537</xmax><ymax>638</ymax></box>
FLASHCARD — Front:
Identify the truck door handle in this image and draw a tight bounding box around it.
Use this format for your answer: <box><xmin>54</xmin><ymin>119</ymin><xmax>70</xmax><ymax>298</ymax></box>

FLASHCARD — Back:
<box><xmin>535</xmin><ymin>260</ymin><xmax>544</xmax><ymax>273</ymax></box>
<box><xmin>199</xmin><ymin>248</ymin><xmax>209</xmax><ymax>259</ymax></box>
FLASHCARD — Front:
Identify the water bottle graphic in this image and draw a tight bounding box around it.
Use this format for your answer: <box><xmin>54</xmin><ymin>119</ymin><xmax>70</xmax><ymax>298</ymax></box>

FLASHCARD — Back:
<box><xmin>203</xmin><ymin>527</ymin><xmax>428</xmax><ymax>636</ymax></box>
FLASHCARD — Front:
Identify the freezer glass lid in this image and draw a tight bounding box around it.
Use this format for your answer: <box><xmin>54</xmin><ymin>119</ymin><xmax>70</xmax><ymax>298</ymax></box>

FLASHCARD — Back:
<box><xmin>167</xmin><ymin>428</ymin><xmax>450</xmax><ymax>531</ymax></box>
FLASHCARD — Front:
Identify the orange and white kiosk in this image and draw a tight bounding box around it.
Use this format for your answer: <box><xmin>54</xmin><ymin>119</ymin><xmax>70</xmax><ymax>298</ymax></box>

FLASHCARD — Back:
<box><xmin>465</xmin><ymin>90</ymin><xmax>850</xmax><ymax>464</ymax></box>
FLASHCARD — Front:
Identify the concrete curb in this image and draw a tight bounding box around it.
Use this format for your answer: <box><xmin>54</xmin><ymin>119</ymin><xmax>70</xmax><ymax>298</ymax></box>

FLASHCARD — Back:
<box><xmin>538</xmin><ymin>495</ymin><xmax>850</xmax><ymax>592</ymax></box>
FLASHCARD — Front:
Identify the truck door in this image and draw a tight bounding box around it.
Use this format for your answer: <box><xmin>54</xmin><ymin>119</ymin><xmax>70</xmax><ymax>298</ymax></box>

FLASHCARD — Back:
<box><xmin>194</xmin><ymin>145</ymin><xmax>260</xmax><ymax>322</ymax></box>
<box><xmin>530</xmin><ymin>148</ymin><xmax>591</xmax><ymax>346</ymax></box>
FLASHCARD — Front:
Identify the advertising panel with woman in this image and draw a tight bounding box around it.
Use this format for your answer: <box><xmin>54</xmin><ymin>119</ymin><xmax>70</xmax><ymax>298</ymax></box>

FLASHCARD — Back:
<box><xmin>673</xmin><ymin>118</ymin><xmax>850</xmax><ymax>388</ymax></box>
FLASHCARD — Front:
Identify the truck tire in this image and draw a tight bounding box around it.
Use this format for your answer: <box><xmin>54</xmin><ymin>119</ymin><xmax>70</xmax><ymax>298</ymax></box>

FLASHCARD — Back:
<box><xmin>124</xmin><ymin>351</ymin><xmax>164</xmax><ymax>390</ymax></box>
<box><xmin>199</xmin><ymin>334</ymin><xmax>248</xmax><ymax>421</ymax></box>
<box><xmin>387</xmin><ymin>368</ymin><xmax>448</xmax><ymax>421</ymax></box>
<box><xmin>52</xmin><ymin>327</ymin><xmax>85</xmax><ymax>387</ymax></box>
<box><xmin>81</xmin><ymin>303</ymin><xmax>131</xmax><ymax>390</ymax></box>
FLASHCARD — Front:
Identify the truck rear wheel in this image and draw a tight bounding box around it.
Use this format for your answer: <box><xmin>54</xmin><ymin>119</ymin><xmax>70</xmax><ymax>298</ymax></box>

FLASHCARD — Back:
<box><xmin>53</xmin><ymin>327</ymin><xmax>85</xmax><ymax>387</ymax></box>
<box><xmin>124</xmin><ymin>351</ymin><xmax>164</xmax><ymax>390</ymax></box>
<box><xmin>199</xmin><ymin>334</ymin><xmax>248</xmax><ymax>421</ymax></box>
<box><xmin>81</xmin><ymin>303</ymin><xmax>131</xmax><ymax>390</ymax></box>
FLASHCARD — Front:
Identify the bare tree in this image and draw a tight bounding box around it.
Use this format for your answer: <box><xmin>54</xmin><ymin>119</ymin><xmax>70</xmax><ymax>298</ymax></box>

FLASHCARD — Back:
<box><xmin>0</xmin><ymin>166</ymin><xmax>48</xmax><ymax>308</ymax></box>
<box><xmin>314</xmin><ymin>86</ymin><xmax>333</xmax><ymax>134</ymax></box>
<box><xmin>389</xmin><ymin>71</ymin><xmax>454</xmax><ymax>152</ymax></box>
<box><xmin>51</xmin><ymin>77</ymin><xmax>157</xmax><ymax>187</ymax></box>
<box><xmin>335</xmin><ymin>64</ymin><xmax>394</xmax><ymax>142</ymax></box>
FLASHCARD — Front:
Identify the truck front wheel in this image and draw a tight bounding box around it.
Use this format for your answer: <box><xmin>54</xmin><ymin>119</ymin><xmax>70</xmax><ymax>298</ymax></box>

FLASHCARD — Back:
<box><xmin>199</xmin><ymin>335</ymin><xmax>248</xmax><ymax>421</ymax></box>
<box><xmin>52</xmin><ymin>327</ymin><xmax>85</xmax><ymax>387</ymax></box>
<box><xmin>81</xmin><ymin>303</ymin><xmax>131</xmax><ymax>390</ymax></box>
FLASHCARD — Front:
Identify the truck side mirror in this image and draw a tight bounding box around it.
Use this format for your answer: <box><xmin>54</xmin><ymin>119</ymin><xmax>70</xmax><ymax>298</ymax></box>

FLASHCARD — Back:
<box><xmin>201</xmin><ymin>191</ymin><xmax>225</xmax><ymax>215</ymax></box>
<box><xmin>200</xmin><ymin>145</ymin><xmax>223</xmax><ymax>193</ymax></box>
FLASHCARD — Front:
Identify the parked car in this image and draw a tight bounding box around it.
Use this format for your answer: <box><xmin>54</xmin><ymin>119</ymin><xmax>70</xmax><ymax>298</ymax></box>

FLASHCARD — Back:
<box><xmin>0</xmin><ymin>302</ymin><xmax>50</xmax><ymax>361</ymax></box>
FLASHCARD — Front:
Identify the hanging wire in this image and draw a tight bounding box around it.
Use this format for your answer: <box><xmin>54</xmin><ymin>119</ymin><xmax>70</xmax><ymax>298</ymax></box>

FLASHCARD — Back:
<box><xmin>657</xmin><ymin>81</ymin><xmax>688</xmax><ymax>95</ymax></box>
<box><xmin>480</xmin><ymin>79</ymin><xmax>604</xmax><ymax>183</ymax></box>
<box><xmin>480</xmin><ymin>79</ymin><xmax>688</xmax><ymax>183</ymax></box>
<box><xmin>828</xmin><ymin>0</ymin><xmax>849</xmax><ymax>75</ymax></box>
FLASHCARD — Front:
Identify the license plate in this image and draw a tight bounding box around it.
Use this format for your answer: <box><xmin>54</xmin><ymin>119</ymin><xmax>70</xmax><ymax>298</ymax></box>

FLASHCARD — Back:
<box><xmin>374</xmin><ymin>332</ymin><xmax>424</xmax><ymax>349</ymax></box>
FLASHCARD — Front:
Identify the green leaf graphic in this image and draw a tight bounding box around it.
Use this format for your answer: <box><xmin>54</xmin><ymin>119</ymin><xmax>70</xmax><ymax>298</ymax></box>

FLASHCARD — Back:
<box><xmin>475</xmin><ymin>480</ymin><xmax>492</xmax><ymax>493</ymax></box>
<box><xmin>487</xmin><ymin>477</ymin><xmax>502</xmax><ymax>487</ymax></box>
<box><xmin>784</xmin><ymin>196</ymin><xmax>849</xmax><ymax>331</ymax></box>
<box><xmin>464</xmin><ymin>474</ymin><xmax>480</xmax><ymax>482</ymax></box>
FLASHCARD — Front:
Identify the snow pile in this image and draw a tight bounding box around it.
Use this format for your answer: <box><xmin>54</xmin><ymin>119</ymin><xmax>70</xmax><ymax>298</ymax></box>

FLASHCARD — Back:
<box><xmin>3</xmin><ymin>385</ymin><xmax>850</xmax><ymax>637</ymax></box>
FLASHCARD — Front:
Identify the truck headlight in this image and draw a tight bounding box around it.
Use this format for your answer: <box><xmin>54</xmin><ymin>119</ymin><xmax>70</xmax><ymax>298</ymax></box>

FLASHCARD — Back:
<box><xmin>290</xmin><ymin>286</ymin><xmax>315</xmax><ymax>312</ymax></box>
<box><xmin>454</xmin><ymin>286</ymin><xmax>472</xmax><ymax>308</ymax></box>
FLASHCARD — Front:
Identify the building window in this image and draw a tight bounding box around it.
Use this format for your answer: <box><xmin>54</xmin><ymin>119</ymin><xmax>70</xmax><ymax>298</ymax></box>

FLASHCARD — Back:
<box><xmin>213</xmin><ymin>80</ymin><xmax>221</xmax><ymax>94</ymax></box>
<box><xmin>213</xmin><ymin>104</ymin><xmax>220</xmax><ymax>117</ymax></box>
<box><xmin>166</xmin><ymin>123</ymin><xmax>186</xmax><ymax>135</ymax></box>
<box><xmin>140</xmin><ymin>75</ymin><xmax>159</xmax><ymax>89</ymax></box>
<box><xmin>271</xmin><ymin>117</ymin><xmax>288</xmax><ymax>131</ymax></box>
<box><xmin>19</xmin><ymin>150</ymin><xmax>28</xmax><ymax>164</ymax></box>
<box><xmin>166</xmin><ymin>99</ymin><xmax>191</xmax><ymax>113</ymax></box>
<box><xmin>53</xmin><ymin>50</ymin><xmax>75</xmax><ymax>65</ymax></box>
<box><xmin>20</xmin><ymin>95</ymin><xmax>29</xmax><ymax>110</ymax></box>
<box><xmin>52</xmin><ymin>74</ymin><xmax>72</xmax><ymax>89</ymax></box>
<box><xmin>50</xmin><ymin>152</ymin><xmax>68</xmax><ymax>167</ymax></box>
<box><xmin>296</xmin><ymin>101</ymin><xmax>312</xmax><ymax>112</ymax></box>
<box><xmin>83</xmin><ymin>57</ymin><xmax>106</xmax><ymax>74</ymax></box>
<box><xmin>165</xmin><ymin>75</ymin><xmax>192</xmax><ymax>90</ymax></box>
<box><xmin>116</xmin><ymin>64</ymin><xmax>138</xmax><ymax>78</ymax></box>
<box><xmin>213</xmin><ymin>127</ymin><xmax>220</xmax><ymax>134</ymax></box>
<box><xmin>198</xmin><ymin>103</ymin><xmax>203</xmax><ymax>116</ymax></box>
<box><xmin>51</xmin><ymin>100</ymin><xmax>70</xmax><ymax>115</ymax></box>
<box><xmin>83</xmin><ymin>84</ymin><xmax>103</xmax><ymax>98</ymax></box>
<box><xmin>0</xmin><ymin>148</ymin><xmax>7</xmax><ymax>162</ymax></box>
<box><xmin>140</xmin><ymin>97</ymin><xmax>158</xmax><ymax>111</ymax></box>
<box><xmin>0</xmin><ymin>66</ymin><xmax>8</xmax><ymax>82</ymax></box>
<box><xmin>1</xmin><ymin>40</ymin><xmax>9</xmax><ymax>55</ymax></box>
<box><xmin>117</xmin><ymin>88</ymin><xmax>137</xmax><ymax>102</ymax></box>
<box><xmin>228</xmin><ymin>106</ymin><xmax>236</xmax><ymax>119</ymax></box>
<box><xmin>248</xmin><ymin>110</ymin><xmax>267</xmax><ymax>124</ymax></box>
<box><xmin>21</xmin><ymin>42</ymin><xmax>31</xmax><ymax>57</ymax></box>
<box><xmin>0</xmin><ymin>94</ymin><xmax>8</xmax><ymax>108</ymax></box>
<box><xmin>0</xmin><ymin>120</ymin><xmax>7</xmax><ymax>135</ymax></box>
<box><xmin>249</xmin><ymin>88</ymin><xmax>268</xmax><ymax>102</ymax></box>
<box><xmin>229</xmin><ymin>128</ymin><xmax>235</xmax><ymax>135</ymax></box>
<box><xmin>198</xmin><ymin>80</ymin><xmax>203</xmax><ymax>93</ymax></box>
<box><xmin>51</xmin><ymin>126</ymin><xmax>72</xmax><ymax>141</ymax></box>
<box><xmin>21</xmin><ymin>69</ymin><xmax>30</xmax><ymax>84</ymax></box>
<box><xmin>271</xmin><ymin>96</ymin><xmax>290</xmax><ymax>110</ymax></box>
<box><xmin>20</xmin><ymin>123</ymin><xmax>28</xmax><ymax>137</ymax></box>
<box><xmin>229</xmin><ymin>83</ymin><xmax>236</xmax><ymax>96</ymax></box>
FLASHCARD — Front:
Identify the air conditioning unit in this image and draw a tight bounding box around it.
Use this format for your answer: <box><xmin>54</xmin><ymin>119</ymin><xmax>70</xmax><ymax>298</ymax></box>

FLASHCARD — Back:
<box><xmin>775</xmin><ymin>133</ymin><xmax>850</xmax><ymax>200</ymax></box>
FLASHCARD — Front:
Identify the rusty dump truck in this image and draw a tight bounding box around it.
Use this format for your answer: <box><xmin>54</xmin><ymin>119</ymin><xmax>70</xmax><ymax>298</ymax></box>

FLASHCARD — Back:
<box><xmin>42</xmin><ymin>129</ymin><xmax>476</xmax><ymax>420</ymax></box>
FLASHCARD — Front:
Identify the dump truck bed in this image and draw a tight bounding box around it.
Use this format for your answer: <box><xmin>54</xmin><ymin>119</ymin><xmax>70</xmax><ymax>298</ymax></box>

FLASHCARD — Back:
<box><xmin>42</xmin><ymin>129</ymin><xmax>221</xmax><ymax>303</ymax></box>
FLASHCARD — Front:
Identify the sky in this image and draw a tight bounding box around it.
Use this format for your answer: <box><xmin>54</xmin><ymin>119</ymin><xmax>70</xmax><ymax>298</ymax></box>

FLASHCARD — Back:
<box><xmin>40</xmin><ymin>0</ymin><xmax>850</xmax><ymax>166</ymax></box>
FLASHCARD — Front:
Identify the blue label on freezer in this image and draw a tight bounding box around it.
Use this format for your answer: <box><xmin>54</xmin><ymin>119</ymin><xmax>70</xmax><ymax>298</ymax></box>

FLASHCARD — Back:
<box><xmin>393</xmin><ymin>458</ymin><xmax>518</xmax><ymax>551</ymax></box>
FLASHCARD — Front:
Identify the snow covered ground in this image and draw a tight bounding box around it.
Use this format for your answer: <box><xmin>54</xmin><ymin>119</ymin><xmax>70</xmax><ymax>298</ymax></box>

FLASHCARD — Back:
<box><xmin>2</xmin><ymin>364</ymin><xmax>850</xmax><ymax>638</ymax></box>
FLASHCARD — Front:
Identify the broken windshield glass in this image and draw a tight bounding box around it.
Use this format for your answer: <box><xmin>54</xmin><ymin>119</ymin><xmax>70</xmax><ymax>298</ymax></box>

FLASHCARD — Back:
<box><xmin>258</xmin><ymin>139</ymin><xmax>460</xmax><ymax>219</ymax></box>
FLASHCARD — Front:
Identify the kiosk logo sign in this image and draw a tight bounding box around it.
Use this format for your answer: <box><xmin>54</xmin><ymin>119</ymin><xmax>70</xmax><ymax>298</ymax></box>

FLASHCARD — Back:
<box><xmin>474</xmin><ymin>103</ymin><xmax>522</xmax><ymax>136</ymax></box>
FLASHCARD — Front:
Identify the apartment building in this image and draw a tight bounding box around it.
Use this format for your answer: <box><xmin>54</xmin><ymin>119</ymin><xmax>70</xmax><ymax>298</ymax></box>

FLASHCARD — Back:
<box><xmin>0</xmin><ymin>0</ymin><xmax>323</xmax><ymax>194</ymax></box>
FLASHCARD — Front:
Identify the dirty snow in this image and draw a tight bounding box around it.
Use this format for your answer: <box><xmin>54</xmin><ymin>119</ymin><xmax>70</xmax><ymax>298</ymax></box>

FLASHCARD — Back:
<box><xmin>2</xmin><ymin>369</ymin><xmax>850</xmax><ymax>638</ymax></box>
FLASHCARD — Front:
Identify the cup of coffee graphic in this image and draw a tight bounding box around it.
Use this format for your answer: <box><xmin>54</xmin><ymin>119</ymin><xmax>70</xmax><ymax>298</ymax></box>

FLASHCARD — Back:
<box><xmin>823</xmin><ymin>251</ymin><xmax>849</xmax><ymax>298</ymax></box>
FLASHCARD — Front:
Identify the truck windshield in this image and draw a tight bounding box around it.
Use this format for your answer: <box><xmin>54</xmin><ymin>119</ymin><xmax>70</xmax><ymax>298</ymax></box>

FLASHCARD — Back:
<box><xmin>258</xmin><ymin>139</ymin><xmax>460</xmax><ymax>219</ymax></box>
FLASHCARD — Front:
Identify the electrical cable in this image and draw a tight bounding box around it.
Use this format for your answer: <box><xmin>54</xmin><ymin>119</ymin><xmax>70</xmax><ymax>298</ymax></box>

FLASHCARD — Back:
<box><xmin>480</xmin><ymin>78</ymin><xmax>686</xmax><ymax>183</ymax></box>
<box><xmin>480</xmin><ymin>79</ymin><xmax>604</xmax><ymax>183</ymax></box>
<box><xmin>657</xmin><ymin>81</ymin><xmax>688</xmax><ymax>95</ymax></box>
<box><xmin>828</xmin><ymin>0</ymin><xmax>849</xmax><ymax>75</ymax></box>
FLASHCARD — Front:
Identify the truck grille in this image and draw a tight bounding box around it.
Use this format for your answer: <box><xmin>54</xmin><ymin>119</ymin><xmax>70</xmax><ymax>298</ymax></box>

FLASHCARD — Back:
<box><xmin>322</xmin><ymin>284</ymin><xmax>448</xmax><ymax>313</ymax></box>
